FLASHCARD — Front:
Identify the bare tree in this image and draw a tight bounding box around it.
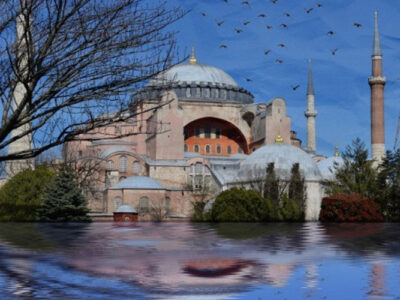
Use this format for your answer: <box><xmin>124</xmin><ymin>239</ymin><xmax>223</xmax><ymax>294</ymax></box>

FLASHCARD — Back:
<box><xmin>0</xmin><ymin>0</ymin><xmax>186</xmax><ymax>162</ymax></box>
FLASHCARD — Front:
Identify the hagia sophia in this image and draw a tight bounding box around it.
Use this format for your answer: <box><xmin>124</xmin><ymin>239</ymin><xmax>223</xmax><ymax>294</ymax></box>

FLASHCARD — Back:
<box><xmin>5</xmin><ymin>12</ymin><xmax>386</xmax><ymax>221</ymax></box>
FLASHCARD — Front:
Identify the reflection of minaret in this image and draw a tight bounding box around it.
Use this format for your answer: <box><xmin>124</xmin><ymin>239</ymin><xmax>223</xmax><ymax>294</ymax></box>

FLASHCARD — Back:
<box><xmin>368</xmin><ymin>263</ymin><xmax>386</xmax><ymax>297</ymax></box>
<box><xmin>369</xmin><ymin>11</ymin><xmax>386</xmax><ymax>163</ymax></box>
<box><xmin>304</xmin><ymin>59</ymin><xmax>317</xmax><ymax>152</ymax></box>
<box><xmin>5</xmin><ymin>5</ymin><xmax>34</xmax><ymax>178</ymax></box>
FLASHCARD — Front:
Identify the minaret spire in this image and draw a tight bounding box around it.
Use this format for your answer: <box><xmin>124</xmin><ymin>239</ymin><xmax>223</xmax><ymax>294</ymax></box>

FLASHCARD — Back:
<box><xmin>373</xmin><ymin>11</ymin><xmax>382</xmax><ymax>57</ymax></box>
<box><xmin>307</xmin><ymin>59</ymin><xmax>314</xmax><ymax>95</ymax></box>
<box><xmin>305</xmin><ymin>59</ymin><xmax>317</xmax><ymax>152</ymax></box>
<box><xmin>369</xmin><ymin>11</ymin><xmax>386</xmax><ymax>163</ymax></box>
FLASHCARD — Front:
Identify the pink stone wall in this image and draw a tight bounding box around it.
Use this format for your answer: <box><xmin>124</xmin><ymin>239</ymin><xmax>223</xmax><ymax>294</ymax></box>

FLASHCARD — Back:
<box><xmin>107</xmin><ymin>188</ymin><xmax>195</xmax><ymax>221</ymax></box>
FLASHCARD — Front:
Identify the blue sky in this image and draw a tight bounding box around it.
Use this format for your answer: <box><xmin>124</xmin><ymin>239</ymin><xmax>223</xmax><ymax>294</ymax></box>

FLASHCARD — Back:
<box><xmin>168</xmin><ymin>0</ymin><xmax>400</xmax><ymax>157</ymax></box>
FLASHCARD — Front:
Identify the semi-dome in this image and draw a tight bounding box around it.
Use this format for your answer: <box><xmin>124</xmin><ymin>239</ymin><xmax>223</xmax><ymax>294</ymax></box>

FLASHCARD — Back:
<box><xmin>150</xmin><ymin>63</ymin><xmax>239</xmax><ymax>87</ymax></box>
<box><xmin>238</xmin><ymin>144</ymin><xmax>322</xmax><ymax>181</ymax></box>
<box><xmin>317</xmin><ymin>156</ymin><xmax>344</xmax><ymax>181</ymax></box>
<box><xmin>110</xmin><ymin>176</ymin><xmax>165</xmax><ymax>190</ymax></box>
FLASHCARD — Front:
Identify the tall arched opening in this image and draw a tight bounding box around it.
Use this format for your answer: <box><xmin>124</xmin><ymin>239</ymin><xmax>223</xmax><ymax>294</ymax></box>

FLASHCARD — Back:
<box><xmin>184</xmin><ymin>117</ymin><xmax>249</xmax><ymax>155</ymax></box>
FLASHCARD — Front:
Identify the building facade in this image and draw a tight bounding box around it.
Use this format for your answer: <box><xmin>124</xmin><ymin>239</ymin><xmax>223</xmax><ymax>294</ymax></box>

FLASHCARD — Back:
<box><xmin>65</xmin><ymin>49</ymin><xmax>331</xmax><ymax>221</ymax></box>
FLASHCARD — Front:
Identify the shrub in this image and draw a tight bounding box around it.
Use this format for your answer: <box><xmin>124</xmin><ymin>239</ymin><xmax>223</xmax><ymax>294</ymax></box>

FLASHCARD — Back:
<box><xmin>279</xmin><ymin>194</ymin><xmax>302</xmax><ymax>222</ymax></box>
<box><xmin>38</xmin><ymin>165</ymin><xmax>91</xmax><ymax>222</ymax></box>
<box><xmin>191</xmin><ymin>201</ymin><xmax>208</xmax><ymax>222</ymax></box>
<box><xmin>0</xmin><ymin>167</ymin><xmax>55</xmax><ymax>221</ymax></box>
<box><xmin>210</xmin><ymin>188</ymin><xmax>273</xmax><ymax>222</ymax></box>
<box><xmin>319</xmin><ymin>193</ymin><xmax>383</xmax><ymax>222</ymax></box>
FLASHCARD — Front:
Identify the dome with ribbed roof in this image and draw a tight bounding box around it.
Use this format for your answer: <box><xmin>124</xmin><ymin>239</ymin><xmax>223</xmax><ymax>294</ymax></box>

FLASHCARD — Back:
<box><xmin>110</xmin><ymin>176</ymin><xmax>165</xmax><ymax>190</ymax></box>
<box><xmin>317</xmin><ymin>156</ymin><xmax>344</xmax><ymax>181</ymax></box>
<box><xmin>138</xmin><ymin>52</ymin><xmax>253</xmax><ymax>104</ymax></box>
<box><xmin>150</xmin><ymin>63</ymin><xmax>239</xmax><ymax>87</ymax></box>
<box><xmin>115</xmin><ymin>204</ymin><xmax>137</xmax><ymax>213</ymax></box>
<box><xmin>238</xmin><ymin>144</ymin><xmax>322</xmax><ymax>181</ymax></box>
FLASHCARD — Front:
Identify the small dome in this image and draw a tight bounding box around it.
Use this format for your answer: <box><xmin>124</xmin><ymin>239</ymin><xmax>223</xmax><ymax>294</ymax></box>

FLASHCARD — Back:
<box><xmin>110</xmin><ymin>176</ymin><xmax>165</xmax><ymax>190</ymax></box>
<box><xmin>317</xmin><ymin>156</ymin><xmax>344</xmax><ymax>181</ymax></box>
<box><xmin>115</xmin><ymin>204</ymin><xmax>137</xmax><ymax>213</ymax></box>
<box><xmin>150</xmin><ymin>63</ymin><xmax>239</xmax><ymax>87</ymax></box>
<box><xmin>238</xmin><ymin>144</ymin><xmax>322</xmax><ymax>181</ymax></box>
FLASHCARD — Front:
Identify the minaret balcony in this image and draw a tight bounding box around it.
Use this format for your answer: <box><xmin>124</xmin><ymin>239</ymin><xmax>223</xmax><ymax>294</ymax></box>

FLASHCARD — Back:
<box><xmin>368</xmin><ymin>76</ymin><xmax>386</xmax><ymax>85</ymax></box>
<box><xmin>304</xmin><ymin>110</ymin><xmax>317</xmax><ymax>117</ymax></box>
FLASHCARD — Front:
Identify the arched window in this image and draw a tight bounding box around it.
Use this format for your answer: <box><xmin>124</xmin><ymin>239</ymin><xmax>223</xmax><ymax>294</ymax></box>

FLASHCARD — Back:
<box><xmin>107</xmin><ymin>160</ymin><xmax>114</xmax><ymax>170</ymax></box>
<box><xmin>205</xmin><ymin>123</ymin><xmax>211</xmax><ymax>138</ymax></box>
<box><xmin>216</xmin><ymin>145</ymin><xmax>221</xmax><ymax>154</ymax></box>
<box><xmin>133</xmin><ymin>161</ymin><xmax>141</xmax><ymax>174</ymax></box>
<box><xmin>186</xmin><ymin>87</ymin><xmax>191</xmax><ymax>97</ymax></box>
<box><xmin>194</xmin><ymin>145</ymin><xmax>200</xmax><ymax>152</ymax></box>
<box><xmin>165</xmin><ymin>197</ymin><xmax>171</xmax><ymax>215</ymax></box>
<box><xmin>139</xmin><ymin>196</ymin><xmax>149</xmax><ymax>213</ymax></box>
<box><xmin>215</xmin><ymin>128</ymin><xmax>221</xmax><ymax>139</ymax></box>
<box><xmin>205</xmin><ymin>145</ymin><xmax>211</xmax><ymax>153</ymax></box>
<box><xmin>114</xmin><ymin>197</ymin><xmax>122</xmax><ymax>211</ymax></box>
<box><xmin>184</xmin><ymin>144</ymin><xmax>189</xmax><ymax>152</ymax></box>
<box><xmin>120</xmin><ymin>156</ymin><xmax>127</xmax><ymax>172</ymax></box>
<box><xmin>227</xmin><ymin>145</ymin><xmax>232</xmax><ymax>154</ymax></box>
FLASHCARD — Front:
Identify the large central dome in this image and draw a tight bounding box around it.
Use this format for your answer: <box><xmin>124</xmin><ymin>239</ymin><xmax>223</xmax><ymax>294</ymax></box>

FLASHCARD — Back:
<box><xmin>140</xmin><ymin>50</ymin><xmax>253</xmax><ymax>104</ymax></box>
<box><xmin>150</xmin><ymin>62</ymin><xmax>239</xmax><ymax>87</ymax></box>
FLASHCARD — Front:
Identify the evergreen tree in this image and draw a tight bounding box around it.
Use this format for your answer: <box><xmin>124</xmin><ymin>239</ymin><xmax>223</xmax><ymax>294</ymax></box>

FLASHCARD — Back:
<box><xmin>377</xmin><ymin>149</ymin><xmax>400</xmax><ymax>221</ymax></box>
<box><xmin>264</xmin><ymin>163</ymin><xmax>279</xmax><ymax>204</ymax></box>
<box><xmin>327</xmin><ymin>138</ymin><xmax>379</xmax><ymax>200</ymax></box>
<box><xmin>38</xmin><ymin>166</ymin><xmax>91</xmax><ymax>222</ymax></box>
<box><xmin>0</xmin><ymin>167</ymin><xmax>54</xmax><ymax>221</ymax></box>
<box><xmin>288</xmin><ymin>163</ymin><xmax>306</xmax><ymax>217</ymax></box>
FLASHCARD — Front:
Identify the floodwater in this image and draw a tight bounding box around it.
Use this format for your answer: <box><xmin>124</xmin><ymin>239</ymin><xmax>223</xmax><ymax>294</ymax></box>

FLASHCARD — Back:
<box><xmin>0</xmin><ymin>223</ymin><xmax>400</xmax><ymax>300</ymax></box>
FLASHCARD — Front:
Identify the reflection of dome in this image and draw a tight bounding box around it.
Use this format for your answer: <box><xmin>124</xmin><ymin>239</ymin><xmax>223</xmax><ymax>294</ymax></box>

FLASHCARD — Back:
<box><xmin>317</xmin><ymin>156</ymin><xmax>344</xmax><ymax>180</ymax></box>
<box><xmin>110</xmin><ymin>176</ymin><xmax>165</xmax><ymax>190</ymax></box>
<box><xmin>150</xmin><ymin>63</ymin><xmax>239</xmax><ymax>87</ymax></box>
<box><xmin>239</xmin><ymin>144</ymin><xmax>321</xmax><ymax>181</ymax></box>
<box><xmin>115</xmin><ymin>204</ymin><xmax>137</xmax><ymax>213</ymax></box>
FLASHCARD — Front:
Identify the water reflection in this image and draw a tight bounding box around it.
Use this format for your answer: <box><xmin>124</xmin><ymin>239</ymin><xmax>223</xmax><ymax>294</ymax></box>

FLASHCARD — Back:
<box><xmin>0</xmin><ymin>222</ymin><xmax>399</xmax><ymax>299</ymax></box>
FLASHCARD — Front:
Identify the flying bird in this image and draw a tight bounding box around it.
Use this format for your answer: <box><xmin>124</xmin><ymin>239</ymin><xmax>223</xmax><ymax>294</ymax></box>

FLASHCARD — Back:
<box><xmin>327</xmin><ymin>30</ymin><xmax>334</xmax><ymax>35</ymax></box>
<box><xmin>215</xmin><ymin>19</ymin><xmax>224</xmax><ymax>27</ymax></box>
<box><xmin>264</xmin><ymin>49</ymin><xmax>271</xmax><ymax>55</ymax></box>
<box><xmin>305</xmin><ymin>8</ymin><xmax>314</xmax><ymax>14</ymax></box>
<box><xmin>266</xmin><ymin>25</ymin><xmax>273</xmax><ymax>30</ymax></box>
<box><xmin>280</xmin><ymin>23</ymin><xmax>288</xmax><ymax>28</ymax></box>
<box><xmin>292</xmin><ymin>85</ymin><xmax>300</xmax><ymax>91</ymax></box>
<box><xmin>219</xmin><ymin>44</ymin><xmax>228</xmax><ymax>48</ymax></box>
<box><xmin>278</xmin><ymin>43</ymin><xmax>286</xmax><ymax>48</ymax></box>
<box><xmin>243</xmin><ymin>21</ymin><xmax>251</xmax><ymax>25</ymax></box>
<box><xmin>353</xmin><ymin>22</ymin><xmax>362</xmax><ymax>28</ymax></box>
<box><xmin>271</xmin><ymin>0</ymin><xmax>278</xmax><ymax>3</ymax></box>
<box><xmin>234</xmin><ymin>28</ymin><xmax>243</xmax><ymax>33</ymax></box>
<box><xmin>245</xmin><ymin>78</ymin><xmax>252</xmax><ymax>82</ymax></box>
<box><xmin>200</xmin><ymin>12</ymin><xmax>206</xmax><ymax>17</ymax></box>
<box><xmin>283</xmin><ymin>12</ymin><xmax>291</xmax><ymax>17</ymax></box>
<box><xmin>275</xmin><ymin>59</ymin><xmax>283</xmax><ymax>64</ymax></box>
<box><xmin>258</xmin><ymin>13</ymin><xmax>266</xmax><ymax>18</ymax></box>
<box><xmin>242</xmin><ymin>1</ymin><xmax>250</xmax><ymax>7</ymax></box>
<box><xmin>316</xmin><ymin>2</ymin><xmax>323</xmax><ymax>7</ymax></box>
<box><xmin>330</xmin><ymin>48</ymin><xmax>338</xmax><ymax>55</ymax></box>
<box><xmin>222</xmin><ymin>0</ymin><xmax>228</xmax><ymax>3</ymax></box>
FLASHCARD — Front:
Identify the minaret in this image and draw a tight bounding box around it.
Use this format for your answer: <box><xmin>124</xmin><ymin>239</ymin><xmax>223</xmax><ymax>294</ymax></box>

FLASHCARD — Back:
<box><xmin>304</xmin><ymin>59</ymin><xmax>317</xmax><ymax>152</ymax></box>
<box><xmin>5</xmin><ymin>5</ymin><xmax>34</xmax><ymax>178</ymax></box>
<box><xmin>369</xmin><ymin>11</ymin><xmax>386</xmax><ymax>163</ymax></box>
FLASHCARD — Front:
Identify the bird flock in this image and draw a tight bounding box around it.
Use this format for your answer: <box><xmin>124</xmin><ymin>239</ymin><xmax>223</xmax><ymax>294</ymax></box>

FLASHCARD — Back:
<box><xmin>198</xmin><ymin>0</ymin><xmax>365</xmax><ymax>91</ymax></box>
